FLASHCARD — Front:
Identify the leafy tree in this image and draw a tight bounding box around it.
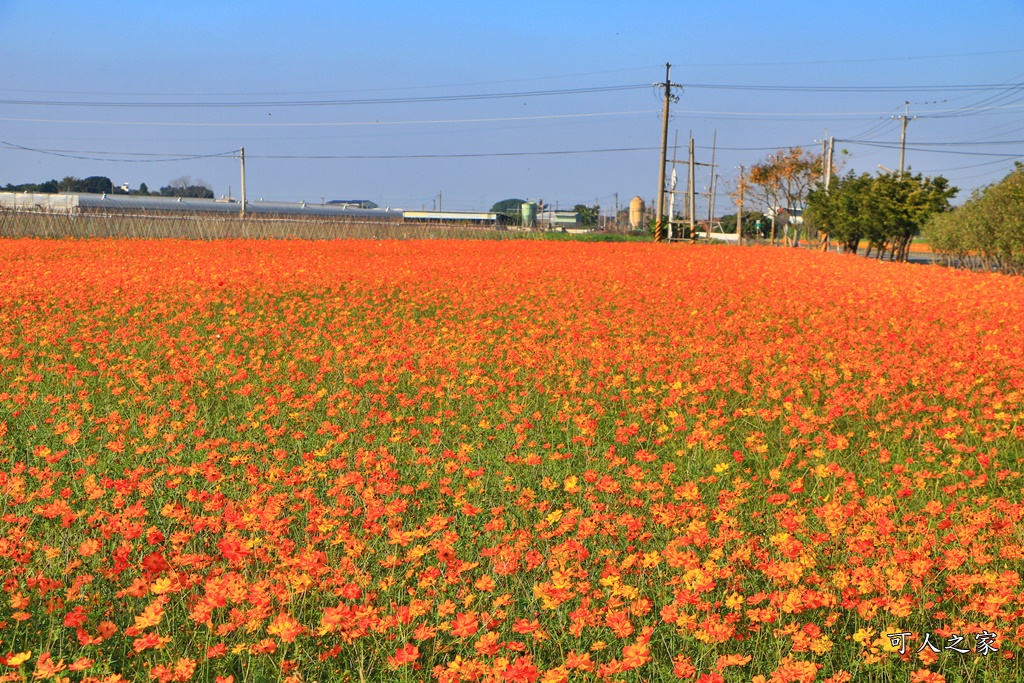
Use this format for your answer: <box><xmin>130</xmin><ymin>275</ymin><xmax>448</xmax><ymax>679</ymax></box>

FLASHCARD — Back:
<box><xmin>3</xmin><ymin>179</ymin><xmax>59</xmax><ymax>193</ymax></box>
<box><xmin>805</xmin><ymin>171</ymin><xmax>875</xmax><ymax>253</ymax></box>
<box><xmin>138</xmin><ymin>183</ymin><xmax>150</xmax><ymax>196</ymax></box>
<box><xmin>925</xmin><ymin>163</ymin><xmax>1024</xmax><ymax>273</ymax></box>
<box><xmin>56</xmin><ymin>176</ymin><xmax>114</xmax><ymax>194</ymax></box>
<box><xmin>718</xmin><ymin>211</ymin><xmax>765</xmax><ymax>239</ymax></box>
<box><xmin>573</xmin><ymin>203</ymin><xmax>600</xmax><ymax>227</ymax></box>
<box><xmin>160</xmin><ymin>176</ymin><xmax>214</xmax><ymax>199</ymax></box>
<box><xmin>742</xmin><ymin>147</ymin><xmax>824</xmax><ymax>243</ymax></box>
<box><xmin>807</xmin><ymin>171</ymin><xmax>956</xmax><ymax>260</ymax></box>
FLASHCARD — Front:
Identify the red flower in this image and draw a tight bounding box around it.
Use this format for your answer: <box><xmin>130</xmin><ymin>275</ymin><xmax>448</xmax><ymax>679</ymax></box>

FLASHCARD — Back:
<box><xmin>451</xmin><ymin>612</ymin><xmax>479</xmax><ymax>638</ymax></box>
<box><xmin>503</xmin><ymin>656</ymin><xmax>539</xmax><ymax>683</ymax></box>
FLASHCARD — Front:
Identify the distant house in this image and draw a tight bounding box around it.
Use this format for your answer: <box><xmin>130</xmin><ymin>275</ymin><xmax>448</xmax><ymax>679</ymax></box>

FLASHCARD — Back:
<box><xmin>326</xmin><ymin>199</ymin><xmax>379</xmax><ymax>209</ymax></box>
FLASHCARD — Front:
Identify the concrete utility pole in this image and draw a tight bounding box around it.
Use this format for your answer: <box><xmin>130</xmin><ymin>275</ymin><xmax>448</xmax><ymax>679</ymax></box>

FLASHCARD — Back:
<box><xmin>825</xmin><ymin>136</ymin><xmax>834</xmax><ymax>189</ymax></box>
<box><xmin>736</xmin><ymin>165</ymin><xmax>744</xmax><ymax>246</ymax></box>
<box><xmin>239</xmin><ymin>147</ymin><xmax>247</xmax><ymax>217</ymax></box>
<box><xmin>667</xmin><ymin>130</ymin><xmax>679</xmax><ymax>241</ymax></box>
<box><xmin>706</xmin><ymin>129</ymin><xmax>717</xmax><ymax>241</ymax></box>
<box><xmin>654</xmin><ymin>63</ymin><xmax>681</xmax><ymax>242</ymax></box>
<box><xmin>687</xmin><ymin>137</ymin><xmax>696</xmax><ymax>241</ymax></box>
<box><xmin>898</xmin><ymin>102</ymin><xmax>915</xmax><ymax>176</ymax></box>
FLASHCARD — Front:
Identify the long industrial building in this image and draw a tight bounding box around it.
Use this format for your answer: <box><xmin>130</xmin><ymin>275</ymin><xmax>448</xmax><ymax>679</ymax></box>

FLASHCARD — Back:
<box><xmin>0</xmin><ymin>192</ymin><xmax>404</xmax><ymax>219</ymax></box>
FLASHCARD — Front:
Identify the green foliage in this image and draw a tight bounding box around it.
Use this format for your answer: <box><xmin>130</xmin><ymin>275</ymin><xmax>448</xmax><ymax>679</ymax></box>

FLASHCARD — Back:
<box><xmin>718</xmin><ymin>211</ymin><xmax>764</xmax><ymax>238</ymax></box>
<box><xmin>2</xmin><ymin>179</ymin><xmax>59</xmax><ymax>193</ymax></box>
<box><xmin>925</xmin><ymin>163</ymin><xmax>1024</xmax><ymax>273</ymax></box>
<box><xmin>160</xmin><ymin>176</ymin><xmax>214</xmax><ymax>199</ymax></box>
<box><xmin>138</xmin><ymin>182</ymin><xmax>150</xmax><ymax>196</ymax></box>
<box><xmin>806</xmin><ymin>170</ymin><xmax>956</xmax><ymax>260</ymax></box>
<box><xmin>572</xmin><ymin>203</ymin><xmax>600</xmax><ymax>227</ymax></box>
<box><xmin>57</xmin><ymin>175</ymin><xmax>114</xmax><ymax>194</ymax></box>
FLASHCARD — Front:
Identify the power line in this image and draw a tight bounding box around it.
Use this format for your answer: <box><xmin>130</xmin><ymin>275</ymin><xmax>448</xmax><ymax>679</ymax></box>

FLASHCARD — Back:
<box><xmin>0</xmin><ymin>67</ymin><xmax>661</xmax><ymax>99</ymax></box>
<box><xmin>0</xmin><ymin>141</ymin><xmax>660</xmax><ymax>163</ymax></box>
<box><xmin>245</xmin><ymin>147</ymin><xmax>661</xmax><ymax>160</ymax></box>
<box><xmin>0</xmin><ymin>84</ymin><xmax>648</xmax><ymax>108</ymax></box>
<box><xmin>0</xmin><ymin>140</ymin><xmax>236</xmax><ymax>163</ymax></box>
<box><xmin>836</xmin><ymin>139</ymin><xmax>1023</xmax><ymax>158</ymax></box>
<box><xmin>684</xmin><ymin>82</ymin><xmax>1024</xmax><ymax>93</ymax></box>
<box><xmin>0</xmin><ymin>110</ymin><xmax>658</xmax><ymax>128</ymax></box>
<box><xmin>673</xmin><ymin>48</ymin><xmax>1024</xmax><ymax>68</ymax></box>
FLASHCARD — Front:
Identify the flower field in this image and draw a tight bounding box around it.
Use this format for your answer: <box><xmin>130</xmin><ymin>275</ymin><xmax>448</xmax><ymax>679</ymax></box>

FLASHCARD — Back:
<box><xmin>1</xmin><ymin>238</ymin><xmax>1023</xmax><ymax>683</ymax></box>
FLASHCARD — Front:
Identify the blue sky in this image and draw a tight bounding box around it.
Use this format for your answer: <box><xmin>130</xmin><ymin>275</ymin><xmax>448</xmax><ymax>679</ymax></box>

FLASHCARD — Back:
<box><xmin>1</xmin><ymin>1</ymin><xmax>1022</xmax><ymax>213</ymax></box>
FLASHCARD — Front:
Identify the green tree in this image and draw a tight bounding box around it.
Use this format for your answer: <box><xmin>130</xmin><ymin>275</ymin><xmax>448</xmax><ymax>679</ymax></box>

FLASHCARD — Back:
<box><xmin>138</xmin><ymin>182</ymin><xmax>150</xmax><ymax>196</ymax></box>
<box><xmin>807</xmin><ymin>171</ymin><xmax>956</xmax><ymax>260</ymax></box>
<box><xmin>3</xmin><ymin>179</ymin><xmax>59</xmax><ymax>193</ymax></box>
<box><xmin>924</xmin><ymin>163</ymin><xmax>1024</xmax><ymax>273</ymax></box>
<box><xmin>573</xmin><ymin>203</ymin><xmax>600</xmax><ymax>227</ymax></box>
<box><xmin>806</xmin><ymin>172</ymin><xmax>876</xmax><ymax>253</ymax></box>
<box><xmin>160</xmin><ymin>176</ymin><xmax>214</xmax><ymax>199</ymax></box>
<box><xmin>719</xmin><ymin>211</ymin><xmax>765</xmax><ymax>239</ymax></box>
<box><xmin>57</xmin><ymin>175</ymin><xmax>113</xmax><ymax>194</ymax></box>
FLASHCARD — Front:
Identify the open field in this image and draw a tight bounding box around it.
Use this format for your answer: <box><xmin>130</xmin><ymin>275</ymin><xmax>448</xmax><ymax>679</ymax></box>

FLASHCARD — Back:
<box><xmin>1</xmin><ymin>239</ymin><xmax>1023</xmax><ymax>683</ymax></box>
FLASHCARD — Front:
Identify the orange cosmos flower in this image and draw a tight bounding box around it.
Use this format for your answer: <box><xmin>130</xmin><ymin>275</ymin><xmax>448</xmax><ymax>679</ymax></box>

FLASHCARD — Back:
<box><xmin>451</xmin><ymin>612</ymin><xmax>479</xmax><ymax>638</ymax></box>
<box><xmin>503</xmin><ymin>656</ymin><xmax>539</xmax><ymax>683</ymax></box>
<box><xmin>387</xmin><ymin>643</ymin><xmax>420</xmax><ymax>668</ymax></box>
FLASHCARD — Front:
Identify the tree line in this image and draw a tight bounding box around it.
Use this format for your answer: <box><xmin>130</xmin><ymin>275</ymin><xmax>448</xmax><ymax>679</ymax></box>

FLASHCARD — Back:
<box><xmin>924</xmin><ymin>163</ymin><xmax>1024</xmax><ymax>274</ymax></box>
<box><xmin>2</xmin><ymin>175</ymin><xmax>214</xmax><ymax>199</ymax></box>
<box><xmin>805</xmin><ymin>171</ymin><xmax>956</xmax><ymax>261</ymax></box>
<box><xmin>737</xmin><ymin>147</ymin><xmax>958</xmax><ymax>261</ymax></box>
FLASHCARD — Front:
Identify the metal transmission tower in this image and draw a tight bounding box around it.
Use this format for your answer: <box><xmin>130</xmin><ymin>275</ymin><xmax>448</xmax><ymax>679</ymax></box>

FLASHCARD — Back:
<box><xmin>654</xmin><ymin>63</ymin><xmax>682</xmax><ymax>242</ymax></box>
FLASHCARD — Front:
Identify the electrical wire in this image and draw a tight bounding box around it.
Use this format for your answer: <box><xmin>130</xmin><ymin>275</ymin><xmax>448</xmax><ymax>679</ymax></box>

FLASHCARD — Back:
<box><xmin>244</xmin><ymin>147</ymin><xmax>661</xmax><ymax>160</ymax></box>
<box><xmin>0</xmin><ymin>141</ymin><xmax>236</xmax><ymax>163</ymax></box>
<box><xmin>0</xmin><ymin>67</ymin><xmax>661</xmax><ymax>98</ymax></box>
<box><xmin>0</xmin><ymin>110</ymin><xmax>658</xmax><ymax>128</ymax></box>
<box><xmin>683</xmin><ymin>83</ymin><xmax>1024</xmax><ymax>93</ymax></box>
<box><xmin>0</xmin><ymin>140</ymin><xmax>660</xmax><ymax>162</ymax></box>
<box><xmin>836</xmin><ymin>139</ymin><xmax>1023</xmax><ymax>158</ymax></box>
<box><xmin>673</xmin><ymin>48</ymin><xmax>1024</xmax><ymax>69</ymax></box>
<box><xmin>0</xmin><ymin>84</ymin><xmax>648</xmax><ymax>108</ymax></box>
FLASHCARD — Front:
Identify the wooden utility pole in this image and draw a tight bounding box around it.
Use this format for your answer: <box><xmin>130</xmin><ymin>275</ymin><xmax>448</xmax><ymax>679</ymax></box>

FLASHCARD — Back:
<box><xmin>736</xmin><ymin>165</ymin><xmax>744</xmax><ymax>246</ymax></box>
<box><xmin>239</xmin><ymin>147</ymin><xmax>247</xmax><ymax>217</ymax></box>
<box><xmin>654</xmin><ymin>63</ymin><xmax>680</xmax><ymax>242</ymax></box>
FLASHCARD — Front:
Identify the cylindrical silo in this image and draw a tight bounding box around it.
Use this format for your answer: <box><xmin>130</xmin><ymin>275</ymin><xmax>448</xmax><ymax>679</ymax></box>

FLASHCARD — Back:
<box><xmin>520</xmin><ymin>201</ymin><xmax>537</xmax><ymax>228</ymax></box>
<box><xmin>629</xmin><ymin>196</ymin><xmax>646</xmax><ymax>230</ymax></box>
